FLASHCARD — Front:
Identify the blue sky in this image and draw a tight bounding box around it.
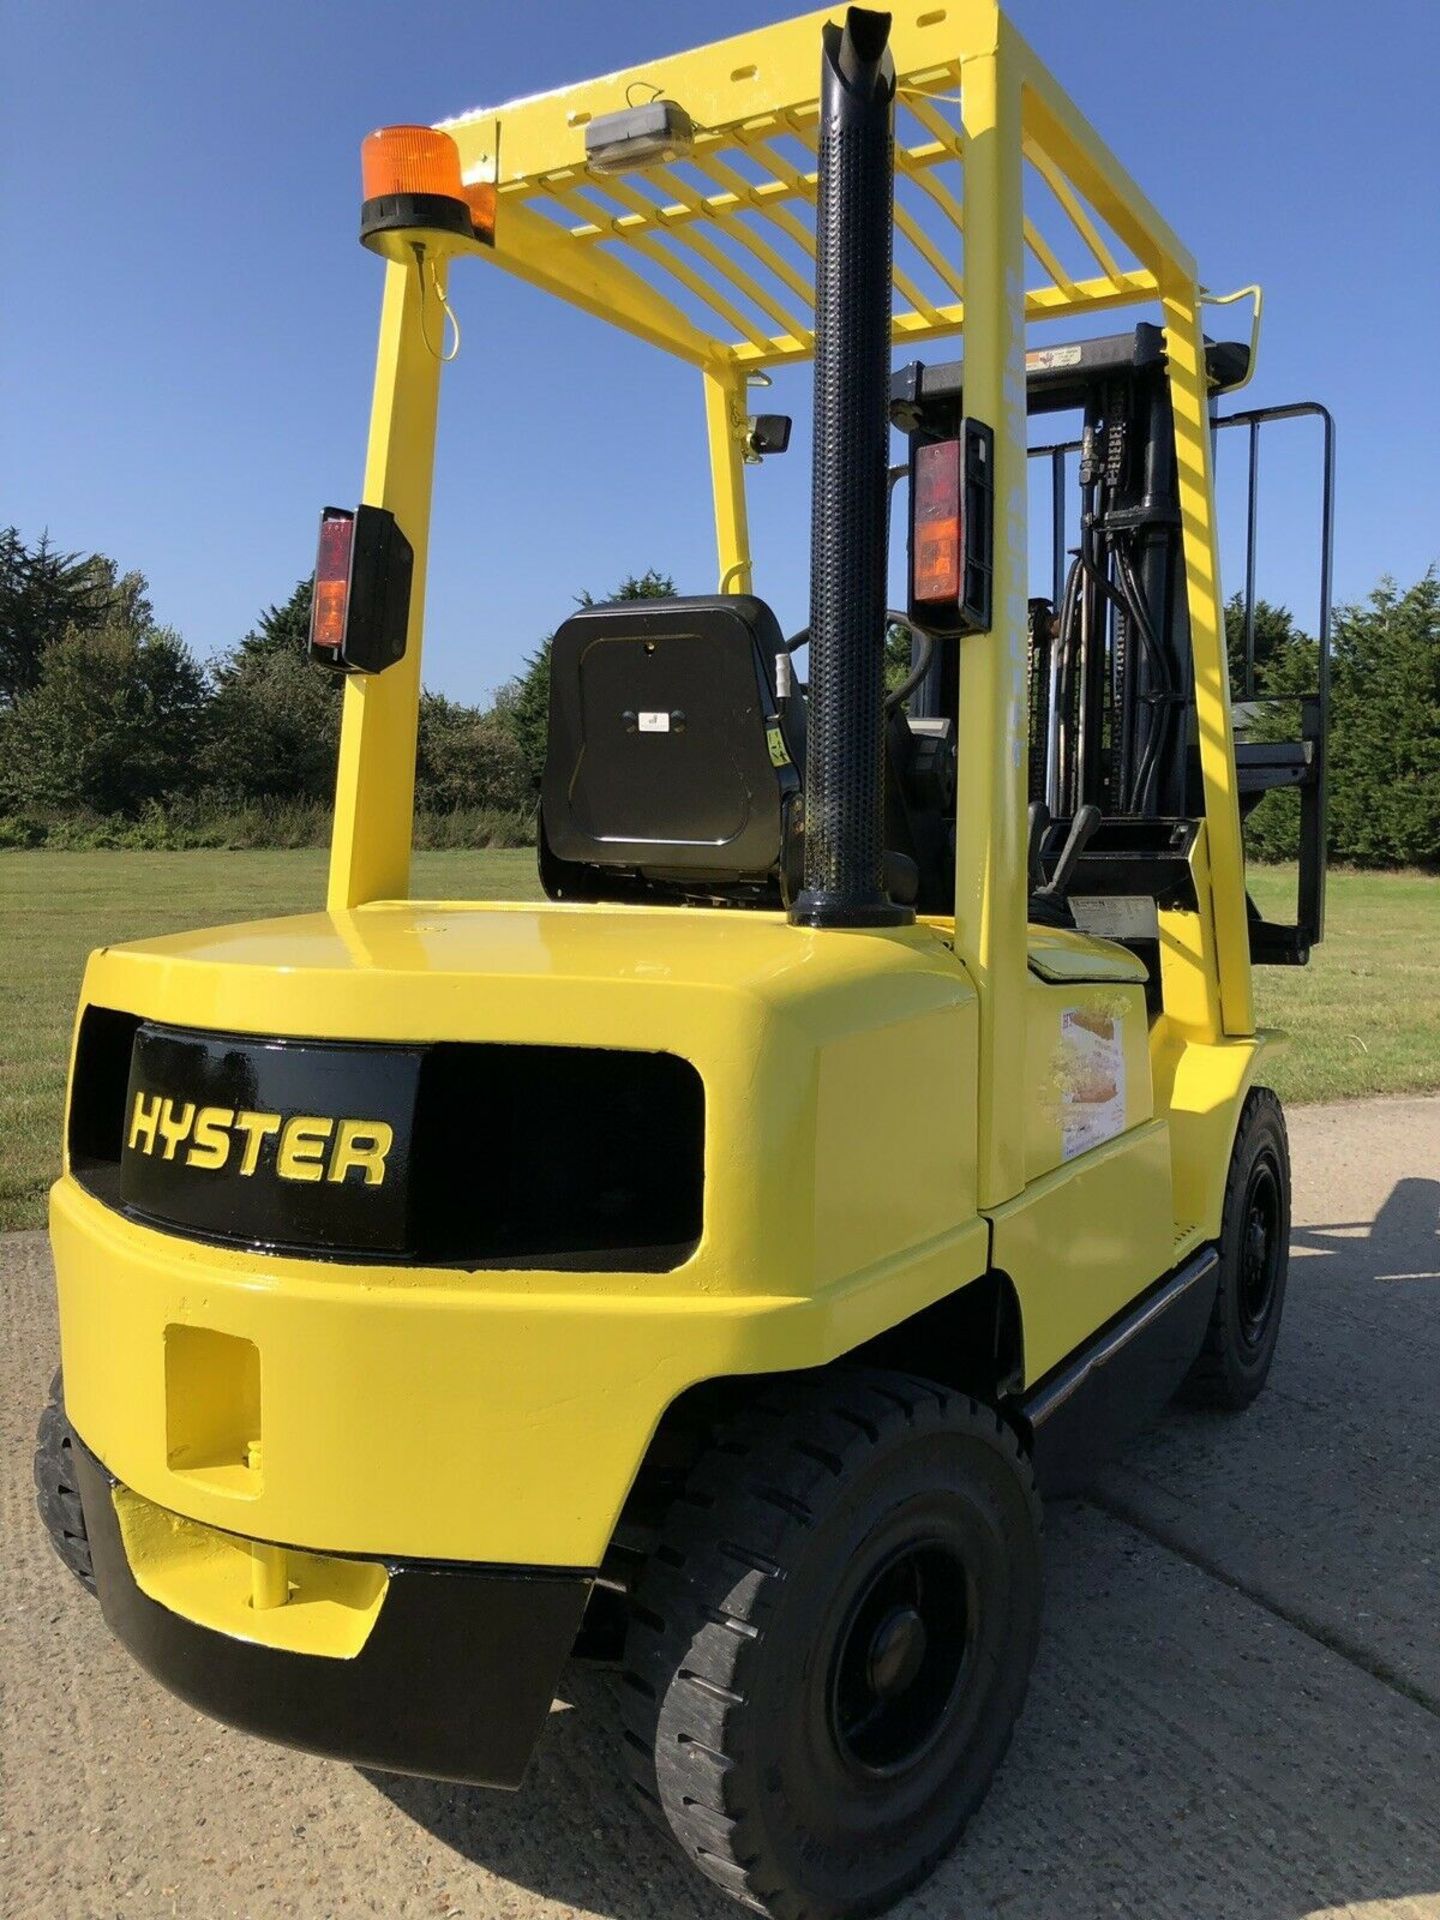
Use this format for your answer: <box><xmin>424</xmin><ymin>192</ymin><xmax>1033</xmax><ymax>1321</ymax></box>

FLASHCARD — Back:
<box><xmin>6</xmin><ymin>0</ymin><xmax>1437</xmax><ymax>705</ymax></box>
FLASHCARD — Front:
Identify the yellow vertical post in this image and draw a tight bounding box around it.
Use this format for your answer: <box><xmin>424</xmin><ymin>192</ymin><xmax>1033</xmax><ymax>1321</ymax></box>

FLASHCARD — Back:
<box><xmin>1162</xmin><ymin>280</ymin><xmax>1255</xmax><ymax>1037</ymax></box>
<box><xmin>249</xmin><ymin>1541</ymin><xmax>289</xmax><ymax>1610</ymax></box>
<box><xmin>327</xmin><ymin>256</ymin><xmax>448</xmax><ymax>912</ymax></box>
<box><xmin>703</xmin><ymin>363</ymin><xmax>753</xmax><ymax>593</ymax></box>
<box><xmin>956</xmin><ymin>28</ymin><xmax>1028</xmax><ymax>1208</ymax></box>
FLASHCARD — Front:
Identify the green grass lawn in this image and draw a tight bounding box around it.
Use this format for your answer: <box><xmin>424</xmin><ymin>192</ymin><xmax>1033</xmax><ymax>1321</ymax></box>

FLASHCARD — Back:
<box><xmin>1245</xmin><ymin>865</ymin><xmax>1440</xmax><ymax>1105</ymax></box>
<box><xmin>2</xmin><ymin>852</ymin><xmax>1436</xmax><ymax>1231</ymax></box>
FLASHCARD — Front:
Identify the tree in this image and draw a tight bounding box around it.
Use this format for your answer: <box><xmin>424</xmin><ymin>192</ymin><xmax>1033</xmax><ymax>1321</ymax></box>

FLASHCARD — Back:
<box><xmin>1326</xmin><ymin>572</ymin><xmax>1440</xmax><ymax>866</ymax></box>
<box><xmin>204</xmin><ymin>580</ymin><xmax>339</xmax><ymax>801</ymax></box>
<box><xmin>575</xmin><ymin>567</ymin><xmax>676</xmax><ymax>610</ymax></box>
<box><xmin>92</xmin><ymin>561</ymin><xmax>154</xmax><ymax>637</ymax></box>
<box><xmin>0</xmin><ymin>530</ymin><xmax>147</xmax><ymax>704</ymax></box>
<box><xmin>1239</xmin><ymin>572</ymin><xmax>1440</xmax><ymax>868</ymax></box>
<box><xmin>205</xmin><ymin>578</ymin><xmax>538</xmax><ymax>815</ymax></box>
<box><xmin>416</xmin><ymin>691</ymin><xmax>531</xmax><ymax>813</ymax></box>
<box><xmin>2</xmin><ymin>624</ymin><xmax>210</xmax><ymax>814</ymax></box>
<box><xmin>1220</xmin><ymin>594</ymin><xmax>1317</xmax><ymax>863</ymax></box>
<box><xmin>885</xmin><ymin>616</ymin><xmax>918</xmax><ymax>700</ymax></box>
<box><xmin>1224</xmin><ymin>592</ymin><xmax>1309</xmax><ymax>699</ymax></box>
<box><xmin>498</xmin><ymin>568</ymin><xmax>676</xmax><ymax>784</ymax></box>
<box><xmin>214</xmin><ymin>578</ymin><xmax>314</xmax><ymax>681</ymax></box>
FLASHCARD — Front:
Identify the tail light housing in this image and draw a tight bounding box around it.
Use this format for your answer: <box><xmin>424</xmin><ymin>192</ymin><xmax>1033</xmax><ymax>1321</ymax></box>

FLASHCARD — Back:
<box><xmin>307</xmin><ymin>505</ymin><xmax>414</xmax><ymax>675</ymax></box>
<box><xmin>907</xmin><ymin>418</ymin><xmax>995</xmax><ymax>636</ymax></box>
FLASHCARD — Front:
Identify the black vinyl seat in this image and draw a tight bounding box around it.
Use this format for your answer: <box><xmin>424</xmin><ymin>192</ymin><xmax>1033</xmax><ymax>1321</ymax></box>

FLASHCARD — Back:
<box><xmin>539</xmin><ymin>595</ymin><xmax>804</xmax><ymax>906</ymax></box>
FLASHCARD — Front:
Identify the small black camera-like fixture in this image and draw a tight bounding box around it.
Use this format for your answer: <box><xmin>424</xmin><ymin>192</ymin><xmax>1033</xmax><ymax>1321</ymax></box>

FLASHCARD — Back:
<box><xmin>746</xmin><ymin>413</ymin><xmax>793</xmax><ymax>461</ymax></box>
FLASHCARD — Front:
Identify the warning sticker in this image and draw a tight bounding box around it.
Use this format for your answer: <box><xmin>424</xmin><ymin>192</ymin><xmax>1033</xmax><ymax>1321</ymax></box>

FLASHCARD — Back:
<box><xmin>1070</xmin><ymin>894</ymin><xmax>1159</xmax><ymax>941</ymax></box>
<box><xmin>765</xmin><ymin>724</ymin><xmax>792</xmax><ymax>768</ymax></box>
<box><xmin>1059</xmin><ymin>1007</ymin><xmax>1126</xmax><ymax>1160</ymax></box>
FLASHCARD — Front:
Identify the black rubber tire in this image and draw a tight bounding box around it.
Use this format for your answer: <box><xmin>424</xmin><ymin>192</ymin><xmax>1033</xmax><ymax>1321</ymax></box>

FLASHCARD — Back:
<box><xmin>1180</xmin><ymin>1087</ymin><xmax>1291</xmax><ymax>1411</ymax></box>
<box><xmin>620</xmin><ymin>1369</ymin><xmax>1042</xmax><ymax>1920</ymax></box>
<box><xmin>34</xmin><ymin>1369</ymin><xmax>96</xmax><ymax>1592</ymax></box>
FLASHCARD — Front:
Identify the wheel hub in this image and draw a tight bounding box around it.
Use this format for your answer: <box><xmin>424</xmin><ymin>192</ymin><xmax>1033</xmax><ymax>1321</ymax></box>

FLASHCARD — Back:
<box><xmin>828</xmin><ymin>1538</ymin><xmax>972</xmax><ymax>1776</ymax></box>
<box><xmin>1237</xmin><ymin>1158</ymin><xmax>1281</xmax><ymax>1344</ymax></box>
<box><xmin>866</xmin><ymin>1604</ymin><xmax>928</xmax><ymax>1698</ymax></box>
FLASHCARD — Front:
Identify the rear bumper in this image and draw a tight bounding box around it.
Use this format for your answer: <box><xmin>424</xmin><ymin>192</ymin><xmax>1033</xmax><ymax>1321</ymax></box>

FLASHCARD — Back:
<box><xmin>72</xmin><ymin>1439</ymin><xmax>591</xmax><ymax>1788</ymax></box>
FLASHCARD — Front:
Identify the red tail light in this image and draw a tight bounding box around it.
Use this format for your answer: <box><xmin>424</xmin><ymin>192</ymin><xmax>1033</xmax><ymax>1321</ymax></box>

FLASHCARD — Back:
<box><xmin>307</xmin><ymin>504</ymin><xmax>414</xmax><ymax>675</ymax></box>
<box><xmin>906</xmin><ymin>419</ymin><xmax>995</xmax><ymax>636</ymax></box>
<box><xmin>310</xmin><ymin>508</ymin><xmax>355</xmax><ymax>653</ymax></box>
<box><xmin>912</xmin><ymin>439</ymin><xmax>962</xmax><ymax>606</ymax></box>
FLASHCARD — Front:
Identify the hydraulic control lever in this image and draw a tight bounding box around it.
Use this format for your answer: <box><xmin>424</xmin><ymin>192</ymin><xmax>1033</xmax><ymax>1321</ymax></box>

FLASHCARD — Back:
<box><xmin>1032</xmin><ymin>803</ymin><xmax>1101</xmax><ymax>909</ymax></box>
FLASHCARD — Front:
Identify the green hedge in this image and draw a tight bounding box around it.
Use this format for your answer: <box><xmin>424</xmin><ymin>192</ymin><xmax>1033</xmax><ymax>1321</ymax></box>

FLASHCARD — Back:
<box><xmin>0</xmin><ymin>798</ymin><xmax>536</xmax><ymax>853</ymax></box>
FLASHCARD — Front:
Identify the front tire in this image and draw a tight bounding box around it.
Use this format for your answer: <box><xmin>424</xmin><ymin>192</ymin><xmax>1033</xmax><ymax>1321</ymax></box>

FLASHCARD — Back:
<box><xmin>1181</xmin><ymin>1087</ymin><xmax>1291</xmax><ymax>1411</ymax></box>
<box><xmin>621</xmin><ymin>1370</ymin><xmax>1042</xmax><ymax>1920</ymax></box>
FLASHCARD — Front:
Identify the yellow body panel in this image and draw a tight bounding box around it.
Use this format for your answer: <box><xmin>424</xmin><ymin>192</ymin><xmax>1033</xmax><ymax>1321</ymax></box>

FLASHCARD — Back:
<box><xmin>54</xmin><ymin>905</ymin><xmax>990</xmax><ymax>1566</ymax></box>
<box><xmin>52</xmin><ymin>899</ymin><xmax>1254</xmax><ymax>1571</ymax></box>
<box><xmin>952</xmin><ymin>33</ymin><xmax>1030</xmax><ymax>1210</ymax></box>
<box><xmin>1164</xmin><ymin>1033</ymin><xmax>1273</xmax><ymax>1242</ymax></box>
<box><xmin>991</xmin><ymin>1118</ymin><xmax>1175</xmax><ymax>1383</ymax></box>
<box><xmin>1024</xmin><ymin>928</ymin><xmax>1148</xmax><ymax>987</ymax></box>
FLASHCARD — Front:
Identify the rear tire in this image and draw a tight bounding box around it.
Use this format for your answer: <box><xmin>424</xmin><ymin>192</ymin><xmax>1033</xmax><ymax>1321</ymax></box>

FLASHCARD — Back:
<box><xmin>1181</xmin><ymin>1087</ymin><xmax>1291</xmax><ymax>1411</ymax></box>
<box><xmin>34</xmin><ymin>1369</ymin><xmax>95</xmax><ymax>1592</ymax></box>
<box><xmin>621</xmin><ymin>1369</ymin><xmax>1042</xmax><ymax>1920</ymax></box>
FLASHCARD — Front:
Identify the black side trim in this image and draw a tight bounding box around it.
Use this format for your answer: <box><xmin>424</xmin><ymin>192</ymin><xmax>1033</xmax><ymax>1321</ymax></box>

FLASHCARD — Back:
<box><xmin>1021</xmin><ymin>1246</ymin><xmax>1219</xmax><ymax>1495</ymax></box>
<box><xmin>72</xmin><ymin>1442</ymin><xmax>592</xmax><ymax>1789</ymax></box>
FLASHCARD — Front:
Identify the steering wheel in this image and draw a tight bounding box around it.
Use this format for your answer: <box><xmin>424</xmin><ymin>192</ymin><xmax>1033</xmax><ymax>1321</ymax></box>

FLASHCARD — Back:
<box><xmin>781</xmin><ymin>612</ymin><xmax>935</xmax><ymax>712</ymax></box>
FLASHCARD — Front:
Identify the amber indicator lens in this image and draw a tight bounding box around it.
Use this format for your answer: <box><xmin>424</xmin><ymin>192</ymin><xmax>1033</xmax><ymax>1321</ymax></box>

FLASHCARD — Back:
<box><xmin>361</xmin><ymin>124</ymin><xmax>465</xmax><ymax>202</ymax></box>
<box><xmin>311</xmin><ymin>509</ymin><xmax>355</xmax><ymax>651</ymax></box>
<box><xmin>360</xmin><ymin>123</ymin><xmax>493</xmax><ymax>244</ymax></box>
<box><xmin>912</xmin><ymin>438</ymin><xmax>963</xmax><ymax>604</ymax></box>
<box><xmin>463</xmin><ymin>180</ymin><xmax>498</xmax><ymax>242</ymax></box>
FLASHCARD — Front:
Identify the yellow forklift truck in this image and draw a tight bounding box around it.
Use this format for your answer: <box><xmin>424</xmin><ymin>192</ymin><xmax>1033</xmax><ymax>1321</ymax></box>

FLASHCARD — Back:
<box><xmin>35</xmin><ymin>6</ymin><xmax>1334</xmax><ymax>1914</ymax></box>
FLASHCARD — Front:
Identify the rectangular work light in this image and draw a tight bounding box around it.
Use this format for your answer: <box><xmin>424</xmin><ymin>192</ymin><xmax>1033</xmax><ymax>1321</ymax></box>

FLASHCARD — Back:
<box><xmin>584</xmin><ymin>101</ymin><xmax>695</xmax><ymax>174</ymax></box>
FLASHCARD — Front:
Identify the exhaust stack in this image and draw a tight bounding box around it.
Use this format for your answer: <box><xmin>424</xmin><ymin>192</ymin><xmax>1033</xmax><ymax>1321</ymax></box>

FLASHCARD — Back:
<box><xmin>790</xmin><ymin>7</ymin><xmax>910</xmax><ymax>929</ymax></box>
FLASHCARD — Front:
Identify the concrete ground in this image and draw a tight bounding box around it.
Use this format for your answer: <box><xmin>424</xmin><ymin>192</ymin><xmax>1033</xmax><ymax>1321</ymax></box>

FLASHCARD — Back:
<box><xmin>2</xmin><ymin>1096</ymin><xmax>1438</xmax><ymax>1920</ymax></box>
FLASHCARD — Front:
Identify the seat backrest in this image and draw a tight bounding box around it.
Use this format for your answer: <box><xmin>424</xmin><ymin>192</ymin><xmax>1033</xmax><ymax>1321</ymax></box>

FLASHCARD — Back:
<box><xmin>540</xmin><ymin>595</ymin><xmax>802</xmax><ymax>899</ymax></box>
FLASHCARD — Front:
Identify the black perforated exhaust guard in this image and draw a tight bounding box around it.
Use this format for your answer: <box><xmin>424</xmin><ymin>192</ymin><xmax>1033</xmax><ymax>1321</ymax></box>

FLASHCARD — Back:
<box><xmin>791</xmin><ymin>8</ymin><xmax>912</xmax><ymax>930</ymax></box>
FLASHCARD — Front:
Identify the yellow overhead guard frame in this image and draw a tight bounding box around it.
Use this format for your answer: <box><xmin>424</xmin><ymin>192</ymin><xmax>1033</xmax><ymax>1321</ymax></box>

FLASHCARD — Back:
<box><xmin>331</xmin><ymin>0</ymin><xmax>1250</xmax><ymax>1217</ymax></box>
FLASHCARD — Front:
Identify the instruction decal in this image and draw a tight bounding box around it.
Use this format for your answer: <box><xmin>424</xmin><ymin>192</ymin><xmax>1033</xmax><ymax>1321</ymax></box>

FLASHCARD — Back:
<box><xmin>1070</xmin><ymin>894</ymin><xmax>1159</xmax><ymax>941</ymax></box>
<box><xmin>1059</xmin><ymin>1007</ymin><xmax>1126</xmax><ymax>1160</ymax></box>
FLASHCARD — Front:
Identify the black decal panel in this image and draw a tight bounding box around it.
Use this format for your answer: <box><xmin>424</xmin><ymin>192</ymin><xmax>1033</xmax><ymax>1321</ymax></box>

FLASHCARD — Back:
<box><xmin>72</xmin><ymin>1011</ymin><xmax>704</xmax><ymax>1271</ymax></box>
<box><xmin>120</xmin><ymin>1025</ymin><xmax>422</xmax><ymax>1254</ymax></box>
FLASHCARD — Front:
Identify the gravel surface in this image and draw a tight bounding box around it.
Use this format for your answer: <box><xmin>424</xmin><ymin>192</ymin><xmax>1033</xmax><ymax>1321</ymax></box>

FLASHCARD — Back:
<box><xmin>3</xmin><ymin>1096</ymin><xmax>1438</xmax><ymax>1919</ymax></box>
